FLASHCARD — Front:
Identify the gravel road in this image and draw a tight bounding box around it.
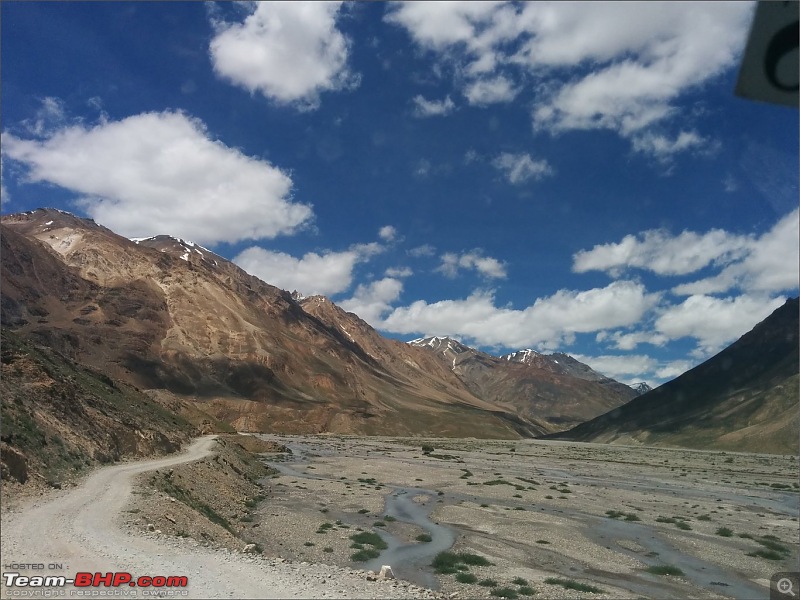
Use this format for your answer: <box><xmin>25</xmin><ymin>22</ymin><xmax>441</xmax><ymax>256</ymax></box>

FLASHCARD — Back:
<box><xmin>0</xmin><ymin>436</ymin><xmax>439</xmax><ymax>599</ymax></box>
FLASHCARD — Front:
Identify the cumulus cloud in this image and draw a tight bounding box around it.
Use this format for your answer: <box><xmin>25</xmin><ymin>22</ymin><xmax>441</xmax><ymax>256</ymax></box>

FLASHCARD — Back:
<box><xmin>233</xmin><ymin>242</ymin><xmax>383</xmax><ymax>297</ymax></box>
<box><xmin>573</xmin><ymin>226</ymin><xmax>753</xmax><ymax>277</ymax></box>
<box><xmin>412</xmin><ymin>95</ymin><xmax>456</xmax><ymax>117</ymax></box>
<box><xmin>386</xmin><ymin>2</ymin><xmax>752</xmax><ymax>156</ymax></box>
<box><xmin>378</xmin><ymin>225</ymin><xmax>398</xmax><ymax>242</ymax></box>
<box><xmin>436</xmin><ymin>250</ymin><xmax>507</xmax><ymax>279</ymax></box>
<box><xmin>492</xmin><ymin>152</ymin><xmax>553</xmax><ymax>184</ymax></box>
<box><xmin>598</xmin><ymin>330</ymin><xmax>669</xmax><ymax>351</ymax></box>
<box><xmin>379</xmin><ymin>280</ymin><xmax>659</xmax><ymax>349</ymax></box>
<box><xmin>339</xmin><ymin>277</ymin><xmax>404</xmax><ymax>325</ymax></box>
<box><xmin>631</xmin><ymin>130</ymin><xmax>710</xmax><ymax>162</ymax></box>
<box><xmin>209</xmin><ymin>1</ymin><xmax>356</xmax><ymax>109</ymax></box>
<box><xmin>20</xmin><ymin>96</ymin><xmax>67</xmax><ymax>137</ymax></box>
<box><xmin>385</xmin><ymin>266</ymin><xmax>413</xmax><ymax>278</ymax></box>
<box><xmin>3</xmin><ymin>110</ymin><xmax>312</xmax><ymax>245</ymax></box>
<box><xmin>408</xmin><ymin>244</ymin><xmax>436</xmax><ymax>257</ymax></box>
<box><xmin>463</xmin><ymin>76</ymin><xmax>518</xmax><ymax>105</ymax></box>
<box><xmin>654</xmin><ymin>294</ymin><xmax>786</xmax><ymax>356</ymax></box>
<box><xmin>572</xmin><ymin>353</ymin><xmax>693</xmax><ymax>386</ymax></box>
<box><xmin>674</xmin><ymin>209</ymin><xmax>800</xmax><ymax>295</ymax></box>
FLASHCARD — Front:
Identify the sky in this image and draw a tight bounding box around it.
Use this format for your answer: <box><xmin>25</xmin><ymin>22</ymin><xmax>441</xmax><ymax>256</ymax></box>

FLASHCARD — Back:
<box><xmin>2</xmin><ymin>1</ymin><xmax>798</xmax><ymax>388</ymax></box>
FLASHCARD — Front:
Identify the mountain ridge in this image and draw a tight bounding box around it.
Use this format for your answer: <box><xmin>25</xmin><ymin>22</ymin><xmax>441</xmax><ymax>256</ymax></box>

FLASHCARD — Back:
<box><xmin>2</xmin><ymin>208</ymin><xmax>636</xmax><ymax>438</ymax></box>
<box><xmin>550</xmin><ymin>297</ymin><xmax>799</xmax><ymax>454</ymax></box>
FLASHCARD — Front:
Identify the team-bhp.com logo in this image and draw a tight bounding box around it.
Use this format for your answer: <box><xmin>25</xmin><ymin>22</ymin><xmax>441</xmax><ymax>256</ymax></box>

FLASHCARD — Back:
<box><xmin>4</xmin><ymin>572</ymin><xmax>188</xmax><ymax>595</ymax></box>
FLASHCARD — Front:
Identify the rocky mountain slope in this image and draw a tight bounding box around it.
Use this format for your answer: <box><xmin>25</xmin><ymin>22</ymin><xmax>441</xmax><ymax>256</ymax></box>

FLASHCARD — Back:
<box><xmin>2</xmin><ymin>208</ymin><xmax>636</xmax><ymax>441</ymax></box>
<box><xmin>409</xmin><ymin>337</ymin><xmax>639</xmax><ymax>430</ymax></box>
<box><xmin>551</xmin><ymin>298</ymin><xmax>799</xmax><ymax>454</ymax></box>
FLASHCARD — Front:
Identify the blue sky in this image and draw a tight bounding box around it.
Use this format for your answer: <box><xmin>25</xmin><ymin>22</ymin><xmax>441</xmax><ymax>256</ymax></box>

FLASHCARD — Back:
<box><xmin>2</xmin><ymin>1</ymin><xmax>798</xmax><ymax>387</ymax></box>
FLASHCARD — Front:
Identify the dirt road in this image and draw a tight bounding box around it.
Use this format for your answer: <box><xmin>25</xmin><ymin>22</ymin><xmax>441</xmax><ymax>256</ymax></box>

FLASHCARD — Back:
<box><xmin>0</xmin><ymin>436</ymin><xmax>435</xmax><ymax>599</ymax></box>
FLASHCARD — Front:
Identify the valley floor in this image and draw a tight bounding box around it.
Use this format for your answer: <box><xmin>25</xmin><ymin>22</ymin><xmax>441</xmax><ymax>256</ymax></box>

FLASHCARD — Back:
<box><xmin>1</xmin><ymin>434</ymin><xmax>796</xmax><ymax>599</ymax></box>
<box><xmin>247</xmin><ymin>435</ymin><xmax>798</xmax><ymax>599</ymax></box>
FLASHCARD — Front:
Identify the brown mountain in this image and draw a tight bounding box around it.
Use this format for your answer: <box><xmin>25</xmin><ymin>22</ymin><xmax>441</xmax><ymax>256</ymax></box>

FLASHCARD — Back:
<box><xmin>550</xmin><ymin>298</ymin><xmax>799</xmax><ymax>454</ymax></box>
<box><xmin>1</xmin><ymin>208</ymin><xmax>641</xmax><ymax>440</ymax></box>
<box><xmin>6</xmin><ymin>208</ymin><xmax>604</xmax><ymax>438</ymax></box>
<box><xmin>409</xmin><ymin>337</ymin><xmax>638</xmax><ymax>430</ymax></box>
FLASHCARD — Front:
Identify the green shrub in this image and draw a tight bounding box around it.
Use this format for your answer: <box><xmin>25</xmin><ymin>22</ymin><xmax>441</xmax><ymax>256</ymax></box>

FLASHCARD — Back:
<box><xmin>716</xmin><ymin>527</ymin><xmax>734</xmax><ymax>537</ymax></box>
<box><xmin>518</xmin><ymin>586</ymin><xmax>536</xmax><ymax>596</ymax></box>
<box><xmin>491</xmin><ymin>588</ymin><xmax>519</xmax><ymax>599</ymax></box>
<box><xmin>544</xmin><ymin>578</ymin><xmax>604</xmax><ymax>593</ymax></box>
<box><xmin>478</xmin><ymin>579</ymin><xmax>499</xmax><ymax>587</ymax></box>
<box><xmin>350</xmin><ymin>549</ymin><xmax>380</xmax><ymax>562</ymax></box>
<box><xmin>416</xmin><ymin>533</ymin><xmax>432</xmax><ymax>542</ymax></box>
<box><xmin>349</xmin><ymin>531</ymin><xmax>387</xmax><ymax>549</ymax></box>
<box><xmin>512</xmin><ymin>577</ymin><xmax>529</xmax><ymax>585</ymax></box>
<box><xmin>455</xmin><ymin>573</ymin><xmax>477</xmax><ymax>584</ymax></box>
<box><xmin>422</xmin><ymin>444</ymin><xmax>435</xmax><ymax>454</ymax></box>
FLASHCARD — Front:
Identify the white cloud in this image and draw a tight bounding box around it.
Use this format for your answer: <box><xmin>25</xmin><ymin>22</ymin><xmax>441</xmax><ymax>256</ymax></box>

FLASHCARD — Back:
<box><xmin>436</xmin><ymin>250</ymin><xmax>507</xmax><ymax>279</ymax></box>
<box><xmin>573</xmin><ymin>226</ymin><xmax>753</xmax><ymax>277</ymax></box>
<box><xmin>379</xmin><ymin>280</ymin><xmax>659</xmax><ymax>349</ymax></box>
<box><xmin>463</xmin><ymin>76</ymin><xmax>518</xmax><ymax>105</ymax></box>
<box><xmin>601</xmin><ymin>330</ymin><xmax>669</xmax><ymax>351</ymax></box>
<box><xmin>492</xmin><ymin>152</ymin><xmax>553</xmax><ymax>184</ymax></box>
<box><xmin>209</xmin><ymin>1</ymin><xmax>356</xmax><ymax>109</ymax></box>
<box><xmin>385</xmin><ymin>266</ymin><xmax>413</xmax><ymax>278</ymax></box>
<box><xmin>412</xmin><ymin>95</ymin><xmax>456</xmax><ymax>117</ymax></box>
<box><xmin>386</xmin><ymin>2</ymin><xmax>753</xmax><ymax>156</ymax></box>
<box><xmin>572</xmin><ymin>353</ymin><xmax>693</xmax><ymax>386</ymax></box>
<box><xmin>408</xmin><ymin>244</ymin><xmax>436</xmax><ymax>258</ymax></box>
<box><xmin>674</xmin><ymin>209</ymin><xmax>800</xmax><ymax>295</ymax></box>
<box><xmin>233</xmin><ymin>242</ymin><xmax>382</xmax><ymax>297</ymax></box>
<box><xmin>525</xmin><ymin>3</ymin><xmax>752</xmax><ymax>137</ymax></box>
<box><xmin>21</xmin><ymin>97</ymin><xmax>67</xmax><ymax>137</ymax></box>
<box><xmin>3</xmin><ymin>110</ymin><xmax>312</xmax><ymax>245</ymax></box>
<box><xmin>654</xmin><ymin>294</ymin><xmax>786</xmax><ymax>355</ymax></box>
<box><xmin>378</xmin><ymin>225</ymin><xmax>398</xmax><ymax>242</ymax></box>
<box><xmin>631</xmin><ymin>130</ymin><xmax>709</xmax><ymax>162</ymax></box>
<box><xmin>339</xmin><ymin>277</ymin><xmax>404</xmax><ymax>325</ymax></box>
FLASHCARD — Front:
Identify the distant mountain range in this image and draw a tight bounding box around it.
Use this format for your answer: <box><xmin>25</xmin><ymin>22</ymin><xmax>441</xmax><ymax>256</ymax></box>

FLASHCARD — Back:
<box><xmin>0</xmin><ymin>208</ymin><xmax>638</xmax><ymax>445</ymax></box>
<box><xmin>550</xmin><ymin>297</ymin><xmax>799</xmax><ymax>455</ymax></box>
<box><xmin>2</xmin><ymin>207</ymin><xmax>795</xmax><ymax>479</ymax></box>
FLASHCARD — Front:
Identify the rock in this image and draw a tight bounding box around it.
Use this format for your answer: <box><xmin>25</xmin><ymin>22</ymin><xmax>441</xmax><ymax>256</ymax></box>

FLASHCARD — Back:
<box><xmin>243</xmin><ymin>544</ymin><xmax>258</xmax><ymax>554</ymax></box>
<box><xmin>0</xmin><ymin>444</ymin><xmax>28</xmax><ymax>484</ymax></box>
<box><xmin>164</xmin><ymin>514</ymin><xmax>176</xmax><ymax>524</ymax></box>
<box><xmin>154</xmin><ymin>529</ymin><xmax>162</xmax><ymax>534</ymax></box>
<box><xmin>378</xmin><ymin>565</ymin><xmax>395</xmax><ymax>580</ymax></box>
<box><xmin>147</xmin><ymin>523</ymin><xmax>156</xmax><ymax>531</ymax></box>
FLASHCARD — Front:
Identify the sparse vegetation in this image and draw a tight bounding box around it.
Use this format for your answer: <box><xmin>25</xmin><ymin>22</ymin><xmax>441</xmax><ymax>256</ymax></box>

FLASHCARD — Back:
<box><xmin>456</xmin><ymin>572</ymin><xmax>477</xmax><ymax>584</ymax></box>
<box><xmin>716</xmin><ymin>527</ymin><xmax>734</xmax><ymax>537</ymax></box>
<box><xmin>416</xmin><ymin>533</ymin><xmax>433</xmax><ymax>542</ymax></box>
<box><xmin>491</xmin><ymin>588</ymin><xmax>519</xmax><ymax>599</ymax></box>
<box><xmin>544</xmin><ymin>578</ymin><xmax>604</xmax><ymax>593</ymax></box>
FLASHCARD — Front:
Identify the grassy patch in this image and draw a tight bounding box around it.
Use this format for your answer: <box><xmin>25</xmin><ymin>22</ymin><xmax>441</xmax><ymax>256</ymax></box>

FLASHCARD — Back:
<box><xmin>431</xmin><ymin>551</ymin><xmax>492</xmax><ymax>574</ymax></box>
<box><xmin>491</xmin><ymin>588</ymin><xmax>519</xmax><ymax>599</ymax></box>
<box><xmin>350</xmin><ymin>548</ymin><xmax>380</xmax><ymax>562</ymax></box>
<box><xmin>350</xmin><ymin>531</ymin><xmax>387</xmax><ymax>550</ymax></box>
<box><xmin>478</xmin><ymin>579</ymin><xmax>499</xmax><ymax>587</ymax></box>
<box><xmin>518</xmin><ymin>586</ymin><xmax>536</xmax><ymax>596</ymax></box>
<box><xmin>512</xmin><ymin>577</ymin><xmax>529</xmax><ymax>586</ymax></box>
<box><xmin>455</xmin><ymin>573</ymin><xmax>477</xmax><ymax>584</ymax></box>
<box><xmin>544</xmin><ymin>578</ymin><xmax>604</xmax><ymax>593</ymax></box>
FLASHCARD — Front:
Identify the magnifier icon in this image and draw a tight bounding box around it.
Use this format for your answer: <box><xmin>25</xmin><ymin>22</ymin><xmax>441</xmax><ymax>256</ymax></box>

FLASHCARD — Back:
<box><xmin>778</xmin><ymin>578</ymin><xmax>796</xmax><ymax>597</ymax></box>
